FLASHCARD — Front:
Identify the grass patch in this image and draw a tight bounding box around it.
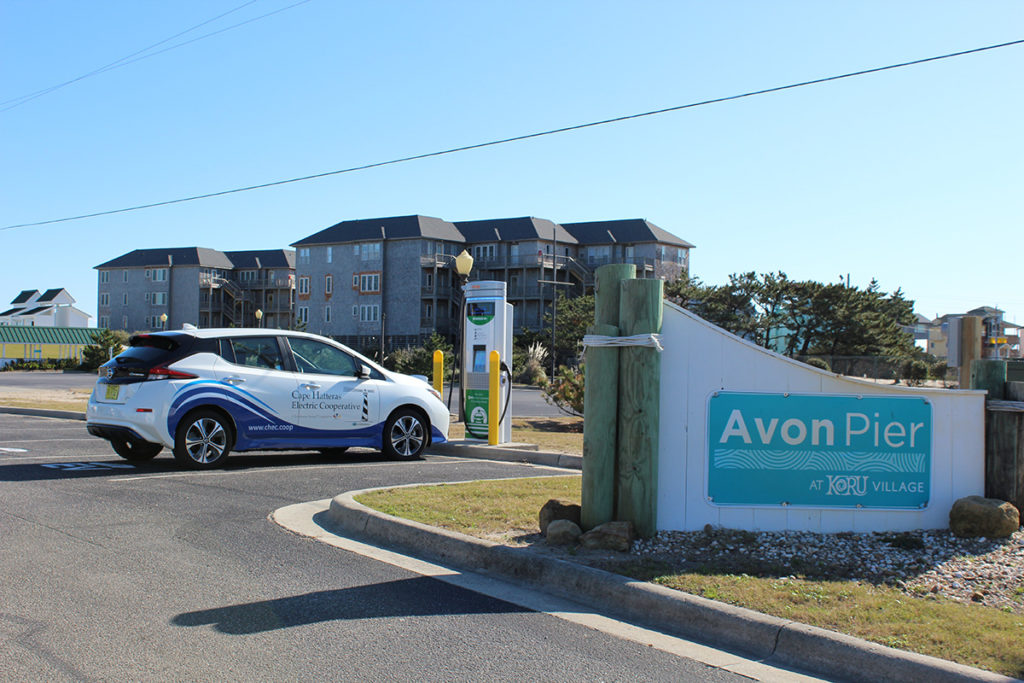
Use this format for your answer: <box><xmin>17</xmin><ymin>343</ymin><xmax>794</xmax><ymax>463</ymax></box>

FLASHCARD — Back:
<box><xmin>355</xmin><ymin>475</ymin><xmax>581</xmax><ymax>542</ymax></box>
<box><xmin>448</xmin><ymin>417</ymin><xmax>583</xmax><ymax>454</ymax></box>
<box><xmin>0</xmin><ymin>397</ymin><xmax>88</xmax><ymax>412</ymax></box>
<box><xmin>356</xmin><ymin>476</ymin><xmax>1024</xmax><ymax>678</ymax></box>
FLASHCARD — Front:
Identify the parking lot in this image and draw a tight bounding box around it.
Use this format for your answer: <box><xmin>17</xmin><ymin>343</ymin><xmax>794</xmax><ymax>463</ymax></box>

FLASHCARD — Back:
<box><xmin>0</xmin><ymin>411</ymin><xmax>744</xmax><ymax>682</ymax></box>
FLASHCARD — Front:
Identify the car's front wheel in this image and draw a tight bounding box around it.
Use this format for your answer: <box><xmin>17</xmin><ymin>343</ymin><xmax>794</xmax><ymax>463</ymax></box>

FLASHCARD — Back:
<box><xmin>111</xmin><ymin>438</ymin><xmax>163</xmax><ymax>462</ymax></box>
<box><xmin>382</xmin><ymin>408</ymin><xmax>428</xmax><ymax>460</ymax></box>
<box><xmin>173</xmin><ymin>409</ymin><xmax>233</xmax><ymax>468</ymax></box>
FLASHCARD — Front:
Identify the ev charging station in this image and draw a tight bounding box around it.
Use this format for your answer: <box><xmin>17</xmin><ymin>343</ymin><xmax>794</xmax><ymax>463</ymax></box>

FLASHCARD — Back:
<box><xmin>462</xmin><ymin>280</ymin><xmax>513</xmax><ymax>443</ymax></box>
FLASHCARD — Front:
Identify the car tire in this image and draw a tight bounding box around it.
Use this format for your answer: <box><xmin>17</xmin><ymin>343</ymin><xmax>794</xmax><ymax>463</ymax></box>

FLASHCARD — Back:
<box><xmin>173</xmin><ymin>409</ymin><xmax>233</xmax><ymax>469</ymax></box>
<box><xmin>111</xmin><ymin>438</ymin><xmax>163</xmax><ymax>462</ymax></box>
<box><xmin>382</xmin><ymin>408</ymin><xmax>428</xmax><ymax>460</ymax></box>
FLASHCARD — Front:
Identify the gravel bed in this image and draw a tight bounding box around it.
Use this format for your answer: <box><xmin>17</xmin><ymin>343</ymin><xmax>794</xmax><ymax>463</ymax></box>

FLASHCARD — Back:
<box><xmin>631</xmin><ymin>526</ymin><xmax>1024</xmax><ymax>613</ymax></box>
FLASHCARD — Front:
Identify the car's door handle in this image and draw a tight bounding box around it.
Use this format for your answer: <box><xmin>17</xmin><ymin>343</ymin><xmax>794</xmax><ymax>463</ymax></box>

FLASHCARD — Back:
<box><xmin>300</xmin><ymin>383</ymin><xmax>321</xmax><ymax>390</ymax></box>
<box><xmin>223</xmin><ymin>376</ymin><xmax>245</xmax><ymax>385</ymax></box>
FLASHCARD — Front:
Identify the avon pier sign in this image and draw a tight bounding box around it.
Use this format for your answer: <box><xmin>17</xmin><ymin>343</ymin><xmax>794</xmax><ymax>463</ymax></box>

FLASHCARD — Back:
<box><xmin>708</xmin><ymin>393</ymin><xmax>932</xmax><ymax>509</ymax></box>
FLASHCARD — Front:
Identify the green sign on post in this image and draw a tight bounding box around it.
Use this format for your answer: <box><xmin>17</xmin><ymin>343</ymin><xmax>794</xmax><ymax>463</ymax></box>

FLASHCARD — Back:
<box><xmin>465</xmin><ymin>388</ymin><xmax>490</xmax><ymax>437</ymax></box>
<box><xmin>708</xmin><ymin>392</ymin><xmax>932</xmax><ymax>509</ymax></box>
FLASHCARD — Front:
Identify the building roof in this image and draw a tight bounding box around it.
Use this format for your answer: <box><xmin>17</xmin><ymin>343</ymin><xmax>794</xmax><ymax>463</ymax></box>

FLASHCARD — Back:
<box><xmin>292</xmin><ymin>215</ymin><xmax>464</xmax><ymax>247</ymax></box>
<box><xmin>18</xmin><ymin>306</ymin><xmax>54</xmax><ymax>316</ymax></box>
<box><xmin>0</xmin><ymin>326</ymin><xmax>99</xmax><ymax>345</ymax></box>
<box><xmin>454</xmin><ymin>217</ymin><xmax>577</xmax><ymax>244</ymax></box>
<box><xmin>95</xmin><ymin>247</ymin><xmax>235</xmax><ymax>269</ymax></box>
<box><xmin>11</xmin><ymin>290</ymin><xmax>38</xmax><ymax>305</ymax></box>
<box><xmin>0</xmin><ymin>307</ymin><xmax>25</xmax><ymax>317</ymax></box>
<box><xmin>561</xmin><ymin>219</ymin><xmax>695</xmax><ymax>248</ymax></box>
<box><xmin>224</xmin><ymin>249</ymin><xmax>296</xmax><ymax>269</ymax></box>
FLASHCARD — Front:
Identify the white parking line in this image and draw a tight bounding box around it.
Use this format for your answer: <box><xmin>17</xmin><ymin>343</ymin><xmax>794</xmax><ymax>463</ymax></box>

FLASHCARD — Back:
<box><xmin>1</xmin><ymin>438</ymin><xmax>96</xmax><ymax>443</ymax></box>
<box><xmin>273</xmin><ymin>500</ymin><xmax>823</xmax><ymax>683</ymax></box>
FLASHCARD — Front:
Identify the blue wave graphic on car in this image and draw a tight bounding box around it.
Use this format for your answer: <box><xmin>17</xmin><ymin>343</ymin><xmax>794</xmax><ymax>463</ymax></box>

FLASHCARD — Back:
<box><xmin>167</xmin><ymin>380</ymin><xmax>387</xmax><ymax>450</ymax></box>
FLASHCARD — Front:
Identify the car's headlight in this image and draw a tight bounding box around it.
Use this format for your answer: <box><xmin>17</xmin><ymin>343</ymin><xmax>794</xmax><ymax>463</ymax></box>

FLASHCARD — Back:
<box><xmin>427</xmin><ymin>387</ymin><xmax>442</xmax><ymax>401</ymax></box>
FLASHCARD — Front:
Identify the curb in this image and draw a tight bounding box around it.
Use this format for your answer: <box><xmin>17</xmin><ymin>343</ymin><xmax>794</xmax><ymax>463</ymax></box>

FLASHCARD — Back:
<box><xmin>429</xmin><ymin>441</ymin><xmax>581</xmax><ymax>469</ymax></box>
<box><xmin>326</xmin><ymin>488</ymin><xmax>1015</xmax><ymax>683</ymax></box>
<box><xmin>0</xmin><ymin>407</ymin><xmax>86</xmax><ymax>421</ymax></box>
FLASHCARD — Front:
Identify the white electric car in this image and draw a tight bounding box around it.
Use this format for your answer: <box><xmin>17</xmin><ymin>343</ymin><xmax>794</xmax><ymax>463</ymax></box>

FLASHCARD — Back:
<box><xmin>86</xmin><ymin>327</ymin><xmax>450</xmax><ymax>468</ymax></box>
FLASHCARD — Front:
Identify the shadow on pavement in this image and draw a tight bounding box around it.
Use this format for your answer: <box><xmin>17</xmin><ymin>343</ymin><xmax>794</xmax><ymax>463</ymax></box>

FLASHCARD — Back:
<box><xmin>171</xmin><ymin>576</ymin><xmax>529</xmax><ymax>634</ymax></box>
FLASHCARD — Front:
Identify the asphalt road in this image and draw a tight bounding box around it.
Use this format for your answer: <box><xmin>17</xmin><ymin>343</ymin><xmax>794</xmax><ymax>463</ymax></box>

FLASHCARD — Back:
<box><xmin>0</xmin><ymin>413</ymin><xmax>748</xmax><ymax>682</ymax></box>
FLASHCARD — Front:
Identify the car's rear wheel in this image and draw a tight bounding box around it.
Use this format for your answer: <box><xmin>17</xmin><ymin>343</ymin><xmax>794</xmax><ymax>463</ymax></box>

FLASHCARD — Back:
<box><xmin>173</xmin><ymin>409</ymin><xmax>233</xmax><ymax>468</ymax></box>
<box><xmin>111</xmin><ymin>438</ymin><xmax>163</xmax><ymax>462</ymax></box>
<box><xmin>382</xmin><ymin>409</ymin><xmax>428</xmax><ymax>460</ymax></box>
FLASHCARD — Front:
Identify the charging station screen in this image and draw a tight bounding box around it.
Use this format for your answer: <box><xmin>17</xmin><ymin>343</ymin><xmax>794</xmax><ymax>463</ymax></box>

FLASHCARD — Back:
<box><xmin>467</xmin><ymin>301</ymin><xmax>495</xmax><ymax>325</ymax></box>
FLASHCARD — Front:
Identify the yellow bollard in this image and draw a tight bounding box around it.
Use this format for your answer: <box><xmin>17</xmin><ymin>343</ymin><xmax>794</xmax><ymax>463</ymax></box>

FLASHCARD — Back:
<box><xmin>488</xmin><ymin>350</ymin><xmax>500</xmax><ymax>445</ymax></box>
<box><xmin>432</xmin><ymin>350</ymin><xmax>444</xmax><ymax>396</ymax></box>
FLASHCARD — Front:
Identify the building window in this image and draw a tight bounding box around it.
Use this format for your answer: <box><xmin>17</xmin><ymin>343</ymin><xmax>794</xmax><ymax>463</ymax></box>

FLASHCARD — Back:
<box><xmin>324</xmin><ymin>305</ymin><xmax>331</xmax><ymax>323</ymax></box>
<box><xmin>297</xmin><ymin>306</ymin><xmax>309</xmax><ymax>324</ymax></box>
<box><xmin>99</xmin><ymin>316</ymin><xmax>109</xmax><ymax>328</ymax></box>
<box><xmin>99</xmin><ymin>293</ymin><xmax>109</xmax><ymax>307</ymax></box>
<box><xmin>145</xmin><ymin>292</ymin><xmax>150</xmax><ymax>303</ymax></box>
<box><xmin>122</xmin><ymin>316</ymin><xmax>129</xmax><ymax>329</ymax></box>
<box><xmin>152</xmin><ymin>268</ymin><xmax>168</xmax><ymax>282</ymax></box>
<box><xmin>677</xmin><ymin>249</ymin><xmax>687</xmax><ymax>265</ymax></box>
<box><xmin>359</xmin><ymin>273</ymin><xmax>380</xmax><ymax>293</ymax></box>
<box><xmin>153</xmin><ymin>292</ymin><xmax>167</xmax><ymax>306</ymax></box>
<box><xmin>122</xmin><ymin>293</ymin><xmax>127</xmax><ymax>305</ymax></box>
<box><xmin>325</xmin><ymin>275</ymin><xmax>333</xmax><ymax>294</ymax></box>
<box><xmin>326</xmin><ymin>246</ymin><xmax>333</xmax><ymax>263</ymax></box>
<box><xmin>239</xmin><ymin>270</ymin><xmax>256</xmax><ymax>281</ymax></box>
<box><xmin>423</xmin><ymin>302</ymin><xmax>432</xmax><ymax>319</ymax></box>
<box><xmin>123</xmin><ymin>271</ymin><xmax>128</xmax><ymax>282</ymax></box>
<box><xmin>473</xmin><ymin>244</ymin><xmax>496</xmax><ymax>261</ymax></box>
<box><xmin>352</xmin><ymin>305</ymin><xmax>358</xmax><ymax>318</ymax></box>
<box><xmin>99</xmin><ymin>271</ymin><xmax>109</xmax><ymax>284</ymax></box>
<box><xmin>359</xmin><ymin>242</ymin><xmax>381</xmax><ymax>261</ymax></box>
<box><xmin>298</xmin><ymin>276</ymin><xmax>310</xmax><ymax>295</ymax></box>
<box><xmin>297</xmin><ymin>248</ymin><xmax>310</xmax><ymax>265</ymax></box>
<box><xmin>359</xmin><ymin>304</ymin><xmax>380</xmax><ymax>322</ymax></box>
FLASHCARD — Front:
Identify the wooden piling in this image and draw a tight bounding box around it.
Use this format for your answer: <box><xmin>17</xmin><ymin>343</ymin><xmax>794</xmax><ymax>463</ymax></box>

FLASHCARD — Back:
<box><xmin>581</xmin><ymin>264</ymin><xmax>636</xmax><ymax>530</ymax></box>
<box><xmin>616</xmin><ymin>277</ymin><xmax>663</xmax><ymax>538</ymax></box>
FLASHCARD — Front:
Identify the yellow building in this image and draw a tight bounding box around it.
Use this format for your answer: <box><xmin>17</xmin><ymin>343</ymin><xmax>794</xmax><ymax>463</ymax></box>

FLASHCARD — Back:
<box><xmin>0</xmin><ymin>326</ymin><xmax>99</xmax><ymax>368</ymax></box>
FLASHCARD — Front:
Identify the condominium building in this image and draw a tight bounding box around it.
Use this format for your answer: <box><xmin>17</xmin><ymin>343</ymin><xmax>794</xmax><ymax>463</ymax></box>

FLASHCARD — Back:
<box><xmin>290</xmin><ymin>214</ymin><xmax>694</xmax><ymax>348</ymax></box>
<box><xmin>95</xmin><ymin>248</ymin><xmax>295</xmax><ymax>331</ymax></box>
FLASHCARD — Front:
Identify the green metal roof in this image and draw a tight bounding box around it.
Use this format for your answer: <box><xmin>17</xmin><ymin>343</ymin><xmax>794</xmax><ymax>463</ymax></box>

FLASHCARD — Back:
<box><xmin>0</xmin><ymin>326</ymin><xmax>100</xmax><ymax>345</ymax></box>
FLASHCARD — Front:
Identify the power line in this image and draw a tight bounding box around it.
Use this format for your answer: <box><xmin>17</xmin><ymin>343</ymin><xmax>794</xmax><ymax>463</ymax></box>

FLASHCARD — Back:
<box><xmin>3</xmin><ymin>37</ymin><xmax>1022</xmax><ymax>232</ymax></box>
<box><xmin>0</xmin><ymin>0</ymin><xmax>313</xmax><ymax>113</ymax></box>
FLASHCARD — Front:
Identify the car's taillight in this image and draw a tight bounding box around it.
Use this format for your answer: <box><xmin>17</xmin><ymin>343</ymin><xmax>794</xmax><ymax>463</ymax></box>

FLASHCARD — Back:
<box><xmin>147</xmin><ymin>366</ymin><xmax>198</xmax><ymax>381</ymax></box>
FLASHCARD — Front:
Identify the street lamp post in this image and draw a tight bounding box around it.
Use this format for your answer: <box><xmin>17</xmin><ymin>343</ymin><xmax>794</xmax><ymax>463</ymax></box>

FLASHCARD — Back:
<box><xmin>453</xmin><ymin>249</ymin><xmax>474</xmax><ymax>423</ymax></box>
<box><xmin>159</xmin><ymin>313</ymin><xmax>168</xmax><ymax>331</ymax></box>
<box><xmin>255</xmin><ymin>308</ymin><xmax>263</xmax><ymax>328</ymax></box>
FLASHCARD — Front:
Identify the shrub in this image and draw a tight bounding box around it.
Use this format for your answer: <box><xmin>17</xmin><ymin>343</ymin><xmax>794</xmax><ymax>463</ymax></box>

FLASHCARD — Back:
<box><xmin>804</xmin><ymin>357</ymin><xmax>831</xmax><ymax>372</ymax></box>
<box><xmin>928</xmin><ymin>361</ymin><xmax>948</xmax><ymax>381</ymax></box>
<box><xmin>901</xmin><ymin>359</ymin><xmax>929</xmax><ymax>386</ymax></box>
<box><xmin>541</xmin><ymin>364</ymin><xmax>584</xmax><ymax>416</ymax></box>
<box><xmin>514</xmin><ymin>342</ymin><xmax>548</xmax><ymax>385</ymax></box>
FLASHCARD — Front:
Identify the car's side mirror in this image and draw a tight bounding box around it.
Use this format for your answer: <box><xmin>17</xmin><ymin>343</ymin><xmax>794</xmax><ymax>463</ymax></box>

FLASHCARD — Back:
<box><xmin>358</xmin><ymin>364</ymin><xmax>371</xmax><ymax>379</ymax></box>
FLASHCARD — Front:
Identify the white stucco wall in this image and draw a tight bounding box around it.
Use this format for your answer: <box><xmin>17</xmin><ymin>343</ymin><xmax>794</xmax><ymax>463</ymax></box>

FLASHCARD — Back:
<box><xmin>657</xmin><ymin>301</ymin><xmax>986</xmax><ymax>532</ymax></box>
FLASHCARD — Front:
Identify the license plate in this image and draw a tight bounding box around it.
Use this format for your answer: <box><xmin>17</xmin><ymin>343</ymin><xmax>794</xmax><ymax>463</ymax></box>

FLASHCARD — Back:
<box><xmin>105</xmin><ymin>384</ymin><xmax>120</xmax><ymax>400</ymax></box>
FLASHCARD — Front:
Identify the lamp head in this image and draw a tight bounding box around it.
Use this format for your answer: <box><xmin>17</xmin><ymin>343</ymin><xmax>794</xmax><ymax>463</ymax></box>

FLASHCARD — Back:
<box><xmin>255</xmin><ymin>309</ymin><xmax>263</xmax><ymax>320</ymax></box>
<box><xmin>454</xmin><ymin>249</ymin><xmax>474</xmax><ymax>277</ymax></box>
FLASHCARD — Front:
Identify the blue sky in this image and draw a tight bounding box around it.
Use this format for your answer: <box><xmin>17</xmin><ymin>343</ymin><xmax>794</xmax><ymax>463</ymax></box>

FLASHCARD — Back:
<box><xmin>2</xmin><ymin>1</ymin><xmax>1022</xmax><ymax>326</ymax></box>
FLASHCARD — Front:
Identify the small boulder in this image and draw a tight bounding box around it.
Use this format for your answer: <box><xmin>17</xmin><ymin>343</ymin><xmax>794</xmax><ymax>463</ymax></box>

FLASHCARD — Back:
<box><xmin>580</xmin><ymin>520</ymin><xmax>636</xmax><ymax>552</ymax></box>
<box><xmin>949</xmin><ymin>496</ymin><xmax>1020</xmax><ymax>538</ymax></box>
<box><xmin>539</xmin><ymin>499</ymin><xmax>581</xmax><ymax>535</ymax></box>
<box><xmin>546</xmin><ymin>519</ymin><xmax>582</xmax><ymax>546</ymax></box>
